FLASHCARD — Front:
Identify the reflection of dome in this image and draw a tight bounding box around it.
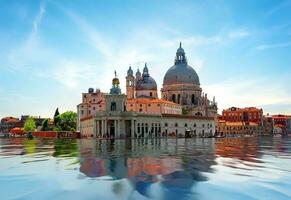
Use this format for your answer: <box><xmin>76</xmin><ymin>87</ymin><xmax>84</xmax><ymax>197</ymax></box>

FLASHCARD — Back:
<box><xmin>163</xmin><ymin>43</ymin><xmax>200</xmax><ymax>85</ymax></box>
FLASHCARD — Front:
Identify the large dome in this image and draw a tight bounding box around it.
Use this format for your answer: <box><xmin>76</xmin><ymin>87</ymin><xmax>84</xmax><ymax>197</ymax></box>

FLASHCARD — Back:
<box><xmin>163</xmin><ymin>63</ymin><xmax>200</xmax><ymax>85</ymax></box>
<box><xmin>163</xmin><ymin>43</ymin><xmax>200</xmax><ymax>85</ymax></box>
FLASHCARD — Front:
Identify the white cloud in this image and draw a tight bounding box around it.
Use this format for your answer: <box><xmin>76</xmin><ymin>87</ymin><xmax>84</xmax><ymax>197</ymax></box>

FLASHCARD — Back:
<box><xmin>204</xmin><ymin>75</ymin><xmax>291</xmax><ymax>114</ymax></box>
<box><xmin>45</xmin><ymin>60</ymin><xmax>98</xmax><ymax>89</ymax></box>
<box><xmin>228</xmin><ymin>29</ymin><xmax>251</xmax><ymax>39</ymax></box>
<box><xmin>32</xmin><ymin>1</ymin><xmax>46</xmax><ymax>36</ymax></box>
<box><xmin>55</xmin><ymin>3</ymin><xmax>112</xmax><ymax>59</ymax></box>
<box><xmin>256</xmin><ymin>42</ymin><xmax>291</xmax><ymax>50</ymax></box>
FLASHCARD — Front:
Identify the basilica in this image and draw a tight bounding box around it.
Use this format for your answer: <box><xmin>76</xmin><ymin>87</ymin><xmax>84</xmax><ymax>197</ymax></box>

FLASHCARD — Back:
<box><xmin>77</xmin><ymin>43</ymin><xmax>217</xmax><ymax>138</ymax></box>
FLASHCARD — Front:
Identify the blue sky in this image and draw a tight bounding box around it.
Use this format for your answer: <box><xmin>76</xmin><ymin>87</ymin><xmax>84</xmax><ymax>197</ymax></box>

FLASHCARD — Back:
<box><xmin>0</xmin><ymin>0</ymin><xmax>291</xmax><ymax>118</ymax></box>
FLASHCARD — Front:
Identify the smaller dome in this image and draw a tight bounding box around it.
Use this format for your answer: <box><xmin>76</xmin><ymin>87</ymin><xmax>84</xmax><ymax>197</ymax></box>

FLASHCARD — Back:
<box><xmin>127</xmin><ymin>66</ymin><xmax>133</xmax><ymax>76</ymax></box>
<box><xmin>136</xmin><ymin>63</ymin><xmax>157</xmax><ymax>91</ymax></box>
<box><xmin>136</xmin><ymin>76</ymin><xmax>157</xmax><ymax>91</ymax></box>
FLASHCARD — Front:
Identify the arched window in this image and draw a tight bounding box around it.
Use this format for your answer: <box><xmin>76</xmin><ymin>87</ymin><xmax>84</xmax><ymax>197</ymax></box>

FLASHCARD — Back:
<box><xmin>111</xmin><ymin>102</ymin><xmax>116</xmax><ymax>111</ymax></box>
<box><xmin>150</xmin><ymin>92</ymin><xmax>152</xmax><ymax>97</ymax></box>
<box><xmin>172</xmin><ymin>94</ymin><xmax>176</xmax><ymax>103</ymax></box>
<box><xmin>137</xmin><ymin>123</ymin><xmax>140</xmax><ymax>133</ymax></box>
<box><xmin>191</xmin><ymin>94</ymin><xmax>195</xmax><ymax>104</ymax></box>
<box><xmin>195</xmin><ymin>112</ymin><xmax>202</xmax><ymax>116</ymax></box>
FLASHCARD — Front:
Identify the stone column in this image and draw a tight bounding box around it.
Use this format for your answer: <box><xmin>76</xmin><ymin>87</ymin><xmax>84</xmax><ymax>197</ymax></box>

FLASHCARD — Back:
<box><xmin>135</xmin><ymin>120</ymin><xmax>138</xmax><ymax>138</ymax></box>
<box><xmin>131</xmin><ymin>120</ymin><xmax>134</xmax><ymax>138</ymax></box>
<box><xmin>104</xmin><ymin>119</ymin><xmax>108</xmax><ymax>135</ymax></box>
<box><xmin>101</xmin><ymin>120</ymin><xmax>104</xmax><ymax>137</ymax></box>
<box><xmin>117</xmin><ymin>120</ymin><xmax>120</xmax><ymax>138</ymax></box>
<box><xmin>92</xmin><ymin>120</ymin><xmax>96</xmax><ymax>138</ymax></box>
<box><xmin>98</xmin><ymin>120</ymin><xmax>101</xmax><ymax>137</ymax></box>
<box><xmin>96</xmin><ymin>120</ymin><xmax>99</xmax><ymax>138</ymax></box>
<box><xmin>114</xmin><ymin>120</ymin><xmax>118</xmax><ymax>138</ymax></box>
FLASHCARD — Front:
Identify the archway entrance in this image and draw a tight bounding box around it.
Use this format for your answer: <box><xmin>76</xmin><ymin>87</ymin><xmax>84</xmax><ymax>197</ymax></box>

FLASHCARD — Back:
<box><xmin>185</xmin><ymin>130</ymin><xmax>191</xmax><ymax>138</ymax></box>
<box><xmin>108</xmin><ymin>120</ymin><xmax>115</xmax><ymax>137</ymax></box>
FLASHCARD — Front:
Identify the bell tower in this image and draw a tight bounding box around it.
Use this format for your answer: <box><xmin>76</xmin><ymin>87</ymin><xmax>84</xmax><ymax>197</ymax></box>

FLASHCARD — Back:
<box><xmin>126</xmin><ymin>65</ymin><xmax>135</xmax><ymax>99</ymax></box>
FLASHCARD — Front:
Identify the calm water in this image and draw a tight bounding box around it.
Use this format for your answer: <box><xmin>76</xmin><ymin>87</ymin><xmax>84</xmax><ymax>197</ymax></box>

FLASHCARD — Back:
<box><xmin>0</xmin><ymin>137</ymin><xmax>291</xmax><ymax>200</ymax></box>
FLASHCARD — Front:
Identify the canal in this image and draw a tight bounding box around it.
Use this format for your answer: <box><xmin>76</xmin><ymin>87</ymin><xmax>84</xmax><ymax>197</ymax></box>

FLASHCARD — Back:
<box><xmin>0</xmin><ymin>137</ymin><xmax>291</xmax><ymax>200</ymax></box>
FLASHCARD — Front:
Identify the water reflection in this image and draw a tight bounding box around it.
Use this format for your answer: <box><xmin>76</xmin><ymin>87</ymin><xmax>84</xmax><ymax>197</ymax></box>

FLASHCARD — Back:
<box><xmin>1</xmin><ymin>137</ymin><xmax>291</xmax><ymax>200</ymax></box>
<box><xmin>215</xmin><ymin>137</ymin><xmax>261</xmax><ymax>163</ymax></box>
<box><xmin>77</xmin><ymin>139</ymin><xmax>216</xmax><ymax>199</ymax></box>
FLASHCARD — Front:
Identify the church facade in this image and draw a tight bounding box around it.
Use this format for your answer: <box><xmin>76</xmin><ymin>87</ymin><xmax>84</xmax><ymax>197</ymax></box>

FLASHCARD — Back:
<box><xmin>77</xmin><ymin>43</ymin><xmax>217</xmax><ymax>138</ymax></box>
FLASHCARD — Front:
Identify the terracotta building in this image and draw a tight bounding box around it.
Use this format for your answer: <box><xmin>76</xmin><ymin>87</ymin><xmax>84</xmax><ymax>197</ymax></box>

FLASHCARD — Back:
<box><xmin>0</xmin><ymin>117</ymin><xmax>22</xmax><ymax>133</ymax></box>
<box><xmin>222</xmin><ymin>107</ymin><xmax>263</xmax><ymax>125</ymax></box>
<box><xmin>271</xmin><ymin>114</ymin><xmax>291</xmax><ymax>134</ymax></box>
<box><xmin>218</xmin><ymin>120</ymin><xmax>263</xmax><ymax>136</ymax></box>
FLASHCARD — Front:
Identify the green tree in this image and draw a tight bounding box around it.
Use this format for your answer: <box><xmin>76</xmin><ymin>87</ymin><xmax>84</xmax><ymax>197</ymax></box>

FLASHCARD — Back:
<box><xmin>55</xmin><ymin>111</ymin><xmax>77</xmax><ymax>131</ymax></box>
<box><xmin>54</xmin><ymin>108</ymin><xmax>60</xmax><ymax>125</ymax></box>
<box><xmin>24</xmin><ymin>117</ymin><xmax>36</xmax><ymax>132</ymax></box>
<box><xmin>182</xmin><ymin>108</ymin><xmax>189</xmax><ymax>115</ymax></box>
<box><xmin>41</xmin><ymin>118</ymin><xmax>50</xmax><ymax>131</ymax></box>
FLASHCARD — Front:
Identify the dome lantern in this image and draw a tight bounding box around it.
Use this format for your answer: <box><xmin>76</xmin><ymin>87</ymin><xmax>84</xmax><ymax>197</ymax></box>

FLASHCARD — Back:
<box><xmin>136</xmin><ymin>68</ymin><xmax>141</xmax><ymax>77</ymax></box>
<box><xmin>110</xmin><ymin>70</ymin><xmax>121</xmax><ymax>94</ymax></box>
<box><xmin>142</xmin><ymin>62</ymin><xmax>149</xmax><ymax>77</ymax></box>
<box><xmin>175</xmin><ymin>42</ymin><xmax>187</xmax><ymax>65</ymax></box>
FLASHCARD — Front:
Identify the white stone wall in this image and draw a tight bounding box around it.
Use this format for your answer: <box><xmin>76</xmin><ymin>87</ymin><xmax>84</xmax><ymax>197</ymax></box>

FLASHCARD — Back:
<box><xmin>80</xmin><ymin>114</ymin><xmax>215</xmax><ymax>138</ymax></box>
<box><xmin>134</xmin><ymin>116</ymin><xmax>215</xmax><ymax>138</ymax></box>
<box><xmin>161</xmin><ymin>118</ymin><xmax>215</xmax><ymax>137</ymax></box>
<box><xmin>80</xmin><ymin>118</ymin><xmax>94</xmax><ymax>137</ymax></box>
<box><xmin>161</xmin><ymin>104</ymin><xmax>182</xmax><ymax>115</ymax></box>
<box><xmin>136</xmin><ymin>89</ymin><xmax>158</xmax><ymax>99</ymax></box>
